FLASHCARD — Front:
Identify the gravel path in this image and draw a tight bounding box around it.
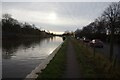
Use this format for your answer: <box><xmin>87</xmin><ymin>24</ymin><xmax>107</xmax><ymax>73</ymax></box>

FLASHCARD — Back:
<box><xmin>63</xmin><ymin>41</ymin><xmax>81</xmax><ymax>78</ymax></box>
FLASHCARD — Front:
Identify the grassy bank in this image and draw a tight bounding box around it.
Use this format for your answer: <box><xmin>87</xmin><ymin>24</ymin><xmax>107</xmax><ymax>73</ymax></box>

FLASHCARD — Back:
<box><xmin>36</xmin><ymin>39</ymin><xmax>68</xmax><ymax>79</ymax></box>
<box><xmin>72</xmin><ymin>38</ymin><xmax>120</xmax><ymax>78</ymax></box>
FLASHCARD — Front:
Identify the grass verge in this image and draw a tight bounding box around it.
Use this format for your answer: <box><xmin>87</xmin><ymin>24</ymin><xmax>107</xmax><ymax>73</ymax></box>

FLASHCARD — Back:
<box><xmin>36</xmin><ymin>39</ymin><xmax>68</xmax><ymax>79</ymax></box>
<box><xmin>72</xmin><ymin>38</ymin><xmax>120</xmax><ymax>78</ymax></box>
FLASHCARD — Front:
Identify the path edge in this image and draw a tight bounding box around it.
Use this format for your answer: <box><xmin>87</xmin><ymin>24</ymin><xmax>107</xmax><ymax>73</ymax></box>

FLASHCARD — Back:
<box><xmin>25</xmin><ymin>42</ymin><xmax>63</xmax><ymax>79</ymax></box>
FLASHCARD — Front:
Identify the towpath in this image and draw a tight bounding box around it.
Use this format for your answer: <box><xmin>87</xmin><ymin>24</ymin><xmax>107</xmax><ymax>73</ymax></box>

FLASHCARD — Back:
<box><xmin>63</xmin><ymin>40</ymin><xmax>81</xmax><ymax>78</ymax></box>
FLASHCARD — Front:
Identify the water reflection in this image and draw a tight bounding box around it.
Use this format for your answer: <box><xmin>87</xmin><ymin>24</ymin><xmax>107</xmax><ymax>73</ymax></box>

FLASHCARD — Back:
<box><xmin>2</xmin><ymin>36</ymin><xmax>63</xmax><ymax>78</ymax></box>
<box><xmin>2</xmin><ymin>38</ymin><xmax>44</xmax><ymax>59</ymax></box>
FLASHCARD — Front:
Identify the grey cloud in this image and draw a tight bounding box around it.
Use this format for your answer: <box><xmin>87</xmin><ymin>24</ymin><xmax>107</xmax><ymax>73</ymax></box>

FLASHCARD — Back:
<box><xmin>2</xmin><ymin>2</ymin><xmax>111</xmax><ymax>33</ymax></box>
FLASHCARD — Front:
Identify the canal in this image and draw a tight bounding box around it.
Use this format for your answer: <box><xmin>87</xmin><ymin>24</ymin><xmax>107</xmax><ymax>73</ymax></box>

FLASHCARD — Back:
<box><xmin>2</xmin><ymin>36</ymin><xmax>63</xmax><ymax>78</ymax></box>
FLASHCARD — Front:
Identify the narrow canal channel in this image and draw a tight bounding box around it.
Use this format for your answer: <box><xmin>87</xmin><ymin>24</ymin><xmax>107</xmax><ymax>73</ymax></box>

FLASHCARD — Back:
<box><xmin>2</xmin><ymin>36</ymin><xmax>63</xmax><ymax>78</ymax></box>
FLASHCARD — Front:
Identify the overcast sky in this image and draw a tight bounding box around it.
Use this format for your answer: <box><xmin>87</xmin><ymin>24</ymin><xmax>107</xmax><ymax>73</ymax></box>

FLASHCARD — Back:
<box><xmin>2</xmin><ymin>2</ymin><xmax>112</xmax><ymax>34</ymax></box>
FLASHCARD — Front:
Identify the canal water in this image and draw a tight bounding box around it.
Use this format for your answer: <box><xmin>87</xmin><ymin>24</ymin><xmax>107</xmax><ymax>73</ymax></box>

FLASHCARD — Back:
<box><xmin>2</xmin><ymin>37</ymin><xmax>63</xmax><ymax>78</ymax></box>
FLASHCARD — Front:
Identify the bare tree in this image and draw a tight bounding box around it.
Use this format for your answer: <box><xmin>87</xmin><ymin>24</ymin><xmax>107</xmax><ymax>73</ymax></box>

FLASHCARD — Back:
<box><xmin>2</xmin><ymin>13</ymin><xmax>12</xmax><ymax>20</ymax></box>
<box><xmin>102</xmin><ymin>2</ymin><xmax>120</xmax><ymax>61</ymax></box>
<box><xmin>94</xmin><ymin>17</ymin><xmax>106</xmax><ymax>34</ymax></box>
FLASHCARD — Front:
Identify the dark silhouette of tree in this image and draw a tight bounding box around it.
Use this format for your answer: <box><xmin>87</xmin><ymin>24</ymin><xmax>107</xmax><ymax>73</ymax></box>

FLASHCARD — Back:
<box><xmin>2</xmin><ymin>13</ymin><xmax>53</xmax><ymax>39</ymax></box>
<box><xmin>75</xmin><ymin>2</ymin><xmax>120</xmax><ymax>61</ymax></box>
<box><xmin>62</xmin><ymin>30</ymin><xmax>73</xmax><ymax>36</ymax></box>
<box><xmin>102</xmin><ymin>2</ymin><xmax>120</xmax><ymax>61</ymax></box>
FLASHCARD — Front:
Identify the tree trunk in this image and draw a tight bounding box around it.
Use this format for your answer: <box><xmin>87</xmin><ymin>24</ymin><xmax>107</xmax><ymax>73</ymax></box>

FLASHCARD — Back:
<box><xmin>109</xmin><ymin>24</ymin><xmax>114</xmax><ymax>61</ymax></box>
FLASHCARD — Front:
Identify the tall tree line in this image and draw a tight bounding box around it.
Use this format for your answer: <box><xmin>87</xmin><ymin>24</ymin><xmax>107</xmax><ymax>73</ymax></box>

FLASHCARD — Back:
<box><xmin>75</xmin><ymin>2</ymin><xmax>120</xmax><ymax>61</ymax></box>
<box><xmin>2</xmin><ymin>14</ymin><xmax>53</xmax><ymax>39</ymax></box>
<box><xmin>75</xmin><ymin>2</ymin><xmax>120</xmax><ymax>42</ymax></box>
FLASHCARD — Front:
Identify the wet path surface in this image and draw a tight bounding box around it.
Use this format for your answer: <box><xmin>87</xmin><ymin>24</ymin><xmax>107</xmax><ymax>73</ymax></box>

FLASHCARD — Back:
<box><xmin>63</xmin><ymin>41</ymin><xmax>81</xmax><ymax>78</ymax></box>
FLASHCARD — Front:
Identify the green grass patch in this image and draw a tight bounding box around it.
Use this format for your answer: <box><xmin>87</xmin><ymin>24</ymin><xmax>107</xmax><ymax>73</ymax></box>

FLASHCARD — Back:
<box><xmin>36</xmin><ymin>39</ymin><xmax>68</xmax><ymax>79</ymax></box>
<box><xmin>71</xmin><ymin>38</ymin><xmax>120</xmax><ymax>78</ymax></box>
<box><xmin>71</xmin><ymin>39</ymin><xmax>96</xmax><ymax>78</ymax></box>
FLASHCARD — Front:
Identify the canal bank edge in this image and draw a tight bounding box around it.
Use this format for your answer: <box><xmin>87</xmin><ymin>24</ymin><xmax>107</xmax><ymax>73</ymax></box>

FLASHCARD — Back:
<box><xmin>25</xmin><ymin>42</ymin><xmax>63</xmax><ymax>79</ymax></box>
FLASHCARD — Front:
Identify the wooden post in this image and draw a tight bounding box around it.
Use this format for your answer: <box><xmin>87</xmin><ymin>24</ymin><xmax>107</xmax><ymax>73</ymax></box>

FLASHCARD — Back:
<box><xmin>93</xmin><ymin>46</ymin><xmax>96</xmax><ymax>57</ymax></box>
